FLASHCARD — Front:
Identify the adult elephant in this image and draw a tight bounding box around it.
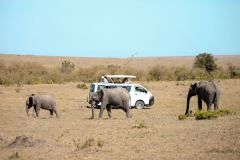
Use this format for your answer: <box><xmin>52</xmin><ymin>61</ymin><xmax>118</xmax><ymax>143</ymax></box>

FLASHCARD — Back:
<box><xmin>26</xmin><ymin>94</ymin><xmax>59</xmax><ymax>118</ymax></box>
<box><xmin>185</xmin><ymin>81</ymin><xmax>220</xmax><ymax>115</ymax></box>
<box><xmin>89</xmin><ymin>88</ymin><xmax>131</xmax><ymax>119</ymax></box>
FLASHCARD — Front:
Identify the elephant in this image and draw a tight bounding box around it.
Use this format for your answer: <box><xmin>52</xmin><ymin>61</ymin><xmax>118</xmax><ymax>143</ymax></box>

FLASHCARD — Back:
<box><xmin>26</xmin><ymin>94</ymin><xmax>59</xmax><ymax>118</ymax></box>
<box><xmin>185</xmin><ymin>81</ymin><xmax>220</xmax><ymax>115</ymax></box>
<box><xmin>89</xmin><ymin>87</ymin><xmax>131</xmax><ymax>119</ymax></box>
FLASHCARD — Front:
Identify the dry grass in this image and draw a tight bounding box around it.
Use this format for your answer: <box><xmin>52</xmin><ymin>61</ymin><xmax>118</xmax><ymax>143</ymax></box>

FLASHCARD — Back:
<box><xmin>0</xmin><ymin>79</ymin><xmax>240</xmax><ymax>160</ymax></box>
<box><xmin>1</xmin><ymin>54</ymin><xmax>240</xmax><ymax>85</ymax></box>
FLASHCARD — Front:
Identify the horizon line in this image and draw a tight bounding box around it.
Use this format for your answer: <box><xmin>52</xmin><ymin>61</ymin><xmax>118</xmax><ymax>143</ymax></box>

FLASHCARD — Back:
<box><xmin>1</xmin><ymin>52</ymin><xmax>240</xmax><ymax>59</ymax></box>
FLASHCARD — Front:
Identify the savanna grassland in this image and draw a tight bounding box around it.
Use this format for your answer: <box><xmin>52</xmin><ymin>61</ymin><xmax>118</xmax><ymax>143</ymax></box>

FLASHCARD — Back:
<box><xmin>0</xmin><ymin>54</ymin><xmax>240</xmax><ymax>160</ymax></box>
<box><xmin>0</xmin><ymin>80</ymin><xmax>240</xmax><ymax>160</ymax></box>
<box><xmin>1</xmin><ymin>54</ymin><xmax>240</xmax><ymax>85</ymax></box>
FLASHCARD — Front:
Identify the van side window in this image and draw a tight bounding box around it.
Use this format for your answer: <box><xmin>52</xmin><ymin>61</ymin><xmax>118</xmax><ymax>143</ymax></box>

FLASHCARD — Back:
<box><xmin>119</xmin><ymin>86</ymin><xmax>131</xmax><ymax>92</ymax></box>
<box><xmin>97</xmin><ymin>85</ymin><xmax>117</xmax><ymax>91</ymax></box>
<box><xmin>97</xmin><ymin>85</ymin><xmax>105</xmax><ymax>91</ymax></box>
<box><xmin>135</xmin><ymin>86</ymin><xmax>147</xmax><ymax>93</ymax></box>
<box><xmin>106</xmin><ymin>85</ymin><xmax>117</xmax><ymax>89</ymax></box>
<box><xmin>90</xmin><ymin>84</ymin><xmax>95</xmax><ymax>92</ymax></box>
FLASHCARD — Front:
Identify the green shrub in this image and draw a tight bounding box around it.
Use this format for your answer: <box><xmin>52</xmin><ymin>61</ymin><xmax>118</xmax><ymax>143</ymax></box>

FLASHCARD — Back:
<box><xmin>76</xmin><ymin>83</ymin><xmax>88</xmax><ymax>89</ymax></box>
<box><xmin>178</xmin><ymin>114</ymin><xmax>187</xmax><ymax>120</ymax></box>
<box><xmin>194</xmin><ymin>53</ymin><xmax>217</xmax><ymax>74</ymax></box>
<box><xmin>228</xmin><ymin>64</ymin><xmax>240</xmax><ymax>78</ymax></box>
<box><xmin>194</xmin><ymin>109</ymin><xmax>234</xmax><ymax>120</ymax></box>
<box><xmin>47</xmin><ymin>79</ymin><xmax>54</xmax><ymax>84</ymax></box>
<box><xmin>194</xmin><ymin>111</ymin><xmax>218</xmax><ymax>120</ymax></box>
<box><xmin>178</xmin><ymin>109</ymin><xmax>235</xmax><ymax>120</ymax></box>
<box><xmin>216</xmin><ymin>109</ymin><xmax>235</xmax><ymax>116</ymax></box>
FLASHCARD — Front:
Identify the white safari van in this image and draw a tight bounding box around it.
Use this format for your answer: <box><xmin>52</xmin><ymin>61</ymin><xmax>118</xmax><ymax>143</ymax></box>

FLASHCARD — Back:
<box><xmin>88</xmin><ymin>75</ymin><xmax>154</xmax><ymax>109</ymax></box>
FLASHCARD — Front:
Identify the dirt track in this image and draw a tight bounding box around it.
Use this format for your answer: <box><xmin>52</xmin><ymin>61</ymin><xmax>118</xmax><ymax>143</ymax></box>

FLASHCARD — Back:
<box><xmin>0</xmin><ymin>80</ymin><xmax>240</xmax><ymax>160</ymax></box>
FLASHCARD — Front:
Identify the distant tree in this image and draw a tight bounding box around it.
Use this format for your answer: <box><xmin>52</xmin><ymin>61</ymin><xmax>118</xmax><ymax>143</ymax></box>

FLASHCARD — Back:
<box><xmin>228</xmin><ymin>64</ymin><xmax>240</xmax><ymax>78</ymax></box>
<box><xmin>193</xmin><ymin>53</ymin><xmax>217</xmax><ymax>74</ymax></box>
<box><xmin>61</xmin><ymin>60</ymin><xmax>75</xmax><ymax>73</ymax></box>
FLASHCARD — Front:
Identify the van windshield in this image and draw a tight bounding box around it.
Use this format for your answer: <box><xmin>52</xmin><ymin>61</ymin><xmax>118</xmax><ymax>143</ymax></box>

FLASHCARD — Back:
<box><xmin>135</xmin><ymin>86</ymin><xmax>147</xmax><ymax>93</ymax></box>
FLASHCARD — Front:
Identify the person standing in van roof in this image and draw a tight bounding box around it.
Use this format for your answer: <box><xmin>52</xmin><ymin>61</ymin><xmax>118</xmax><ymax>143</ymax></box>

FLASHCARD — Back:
<box><xmin>101</xmin><ymin>76</ymin><xmax>108</xmax><ymax>83</ymax></box>
<box><xmin>122</xmin><ymin>78</ymin><xmax>132</xmax><ymax>84</ymax></box>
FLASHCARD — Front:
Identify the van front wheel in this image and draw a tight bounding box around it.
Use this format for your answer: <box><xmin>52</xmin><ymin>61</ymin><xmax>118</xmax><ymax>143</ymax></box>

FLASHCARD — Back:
<box><xmin>135</xmin><ymin>101</ymin><xmax>144</xmax><ymax>109</ymax></box>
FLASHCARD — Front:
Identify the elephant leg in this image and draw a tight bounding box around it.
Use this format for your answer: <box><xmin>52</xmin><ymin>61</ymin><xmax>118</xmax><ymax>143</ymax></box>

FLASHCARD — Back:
<box><xmin>106</xmin><ymin>104</ymin><xmax>112</xmax><ymax>119</ymax></box>
<box><xmin>126</xmin><ymin>108</ymin><xmax>131</xmax><ymax>118</ymax></box>
<box><xmin>99</xmin><ymin>102</ymin><xmax>106</xmax><ymax>119</ymax></box>
<box><xmin>122</xmin><ymin>107</ymin><xmax>131</xmax><ymax>118</ymax></box>
<box><xmin>91</xmin><ymin>104</ymin><xmax>95</xmax><ymax>119</ymax></box>
<box><xmin>35</xmin><ymin>105</ymin><xmax>41</xmax><ymax>117</ymax></box>
<box><xmin>26</xmin><ymin>106</ymin><xmax>32</xmax><ymax>117</ymax></box>
<box><xmin>32</xmin><ymin>106</ymin><xmax>37</xmax><ymax>118</ymax></box>
<box><xmin>53</xmin><ymin>109</ymin><xmax>59</xmax><ymax>118</ymax></box>
<box><xmin>49</xmin><ymin>110</ymin><xmax>53</xmax><ymax>118</ymax></box>
<box><xmin>214</xmin><ymin>102</ymin><xmax>218</xmax><ymax>111</ymax></box>
<box><xmin>123</xmin><ymin>101</ymin><xmax>131</xmax><ymax>118</ymax></box>
<box><xmin>214</xmin><ymin>94</ymin><xmax>219</xmax><ymax>111</ymax></box>
<box><xmin>206</xmin><ymin>101</ymin><xmax>212</xmax><ymax>111</ymax></box>
<box><xmin>197</xmin><ymin>95</ymin><xmax>202</xmax><ymax>110</ymax></box>
<box><xmin>52</xmin><ymin>105</ymin><xmax>59</xmax><ymax>118</ymax></box>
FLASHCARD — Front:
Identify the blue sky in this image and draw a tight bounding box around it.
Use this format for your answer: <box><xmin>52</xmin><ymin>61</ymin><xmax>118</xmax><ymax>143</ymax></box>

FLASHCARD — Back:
<box><xmin>0</xmin><ymin>0</ymin><xmax>239</xmax><ymax>57</ymax></box>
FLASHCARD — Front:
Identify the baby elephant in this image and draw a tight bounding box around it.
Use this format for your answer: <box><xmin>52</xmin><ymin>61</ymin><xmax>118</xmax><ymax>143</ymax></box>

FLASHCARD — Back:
<box><xmin>26</xmin><ymin>94</ymin><xmax>59</xmax><ymax>118</ymax></box>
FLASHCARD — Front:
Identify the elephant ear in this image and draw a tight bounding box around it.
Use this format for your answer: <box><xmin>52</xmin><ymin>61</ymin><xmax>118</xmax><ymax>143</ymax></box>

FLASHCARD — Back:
<box><xmin>193</xmin><ymin>82</ymin><xmax>199</xmax><ymax>92</ymax></box>
<box><xmin>190</xmin><ymin>83</ymin><xmax>194</xmax><ymax>89</ymax></box>
<box><xmin>29</xmin><ymin>96</ymin><xmax>34</xmax><ymax>106</ymax></box>
<box><xmin>194</xmin><ymin>82</ymin><xmax>199</xmax><ymax>89</ymax></box>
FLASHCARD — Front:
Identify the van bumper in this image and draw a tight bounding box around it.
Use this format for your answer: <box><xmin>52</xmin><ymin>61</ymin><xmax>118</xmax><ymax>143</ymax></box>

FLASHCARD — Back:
<box><xmin>148</xmin><ymin>96</ymin><xmax>154</xmax><ymax>106</ymax></box>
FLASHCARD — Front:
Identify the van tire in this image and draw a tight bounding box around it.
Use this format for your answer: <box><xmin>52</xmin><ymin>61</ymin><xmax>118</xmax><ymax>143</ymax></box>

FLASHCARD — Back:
<box><xmin>135</xmin><ymin>101</ymin><xmax>144</xmax><ymax>109</ymax></box>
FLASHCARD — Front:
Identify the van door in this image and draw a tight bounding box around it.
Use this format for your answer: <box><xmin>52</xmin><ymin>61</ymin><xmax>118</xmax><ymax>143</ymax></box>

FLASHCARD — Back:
<box><xmin>131</xmin><ymin>85</ymin><xmax>148</xmax><ymax>106</ymax></box>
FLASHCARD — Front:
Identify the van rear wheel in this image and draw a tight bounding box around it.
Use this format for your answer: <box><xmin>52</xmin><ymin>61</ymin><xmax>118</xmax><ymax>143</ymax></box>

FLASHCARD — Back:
<box><xmin>135</xmin><ymin>101</ymin><xmax>144</xmax><ymax>109</ymax></box>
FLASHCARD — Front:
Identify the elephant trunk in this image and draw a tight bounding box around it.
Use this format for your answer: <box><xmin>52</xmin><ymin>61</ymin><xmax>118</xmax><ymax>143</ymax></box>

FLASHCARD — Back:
<box><xmin>185</xmin><ymin>95</ymin><xmax>191</xmax><ymax>115</ymax></box>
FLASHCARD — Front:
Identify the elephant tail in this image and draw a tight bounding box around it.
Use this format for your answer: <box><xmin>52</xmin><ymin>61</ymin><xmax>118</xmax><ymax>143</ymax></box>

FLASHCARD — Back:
<box><xmin>211</xmin><ymin>81</ymin><xmax>221</xmax><ymax>99</ymax></box>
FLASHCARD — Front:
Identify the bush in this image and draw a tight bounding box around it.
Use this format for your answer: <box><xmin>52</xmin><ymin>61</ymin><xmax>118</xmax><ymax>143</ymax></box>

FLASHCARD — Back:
<box><xmin>76</xmin><ymin>83</ymin><xmax>88</xmax><ymax>89</ymax></box>
<box><xmin>178</xmin><ymin>114</ymin><xmax>187</xmax><ymax>120</ymax></box>
<box><xmin>147</xmin><ymin>65</ymin><xmax>174</xmax><ymax>81</ymax></box>
<box><xmin>194</xmin><ymin>111</ymin><xmax>218</xmax><ymax>120</ymax></box>
<box><xmin>216</xmin><ymin>109</ymin><xmax>235</xmax><ymax>116</ymax></box>
<box><xmin>61</xmin><ymin>60</ymin><xmax>75</xmax><ymax>74</ymax></box>
<box><xmin>194</xmin><ymin>53</ymin><xmax>217</xmax><ymax>74</ymax></box>
<box><xmin>228</xmin><ymin>64</ymin><xmax>240</xmax><ymax>78</ymax></box>
<box><xmin>174</xmin><ymin>67</ymin><xmax>191</xmax><ymax>81</ymax></box>
<box><xmin>194</xmin><ymin>109</ymin><xmax>234</xmax><ymax>120</ymax></box>
<box><xmin>178</xmin><ymin>109</ymin><xmax>235</xmax><ymax>120</ymax></box>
